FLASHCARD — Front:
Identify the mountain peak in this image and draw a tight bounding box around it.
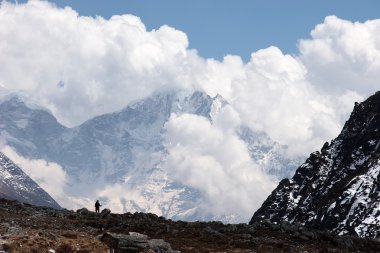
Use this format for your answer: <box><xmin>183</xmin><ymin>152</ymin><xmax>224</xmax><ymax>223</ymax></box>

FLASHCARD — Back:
<box><xmin>0</xmin><ymin>88</ymin><xmax>301</xmax><ymax>223</ymax></box>
<box><xmin>0</xmin><ymin>92</ymin><xmax>53</xmax><ymax>113</ymax></box>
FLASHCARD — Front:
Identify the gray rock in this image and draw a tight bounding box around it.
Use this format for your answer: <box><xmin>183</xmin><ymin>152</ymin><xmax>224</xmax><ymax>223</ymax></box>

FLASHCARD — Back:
<box><xmin>148</xmin><ymin>239</ymin><xmax>172</xmax><ymax>253</ymax></box>
<box><xmin>271</xmin><ymin>224</ymin><xmax>280</xmax><ymax>231</ymax></box>
<box><xmin>99</xmin><ymin>232</ymin><xmax>148</xmax><ymax>251</ymax></box>
<box><xmin>129</xmin><ymin>232</ymin><xmax>148</xmax><ymax>241</ymax></box>
<box><xmin>238</xmin><ymin>234</ymin><xmax>253</xmax><ymax>240</ymax></box>
<box><xmin>100</xmin><ymin>232</ymin><xmax>175</xmax><ymax>253</ymax></box>
<box><xmin>76</xmin><ymin>208</ymin><xmax>91</xmax><ymax>215</ymax></box>
<box><xmin>301</xmin><ymin>230</ymin><xmax>316</xmax><ymax>240</ymax></box>
<box><xmin>203</xmin><ymin>226</ymin><xmax>222</xmax><ymax>236</ymax></box>
<box><xmin>280</xmin><ymin>220</ymin><xmax>290</xmax><ymax>228</ymax></box>
<box><xmin>100</xmin><ymin>208</ymin><xmax>111</xmax><ymax>218</ymax></box>
<box><xmin>334</xmin><ymin>237</ymin><xmax>354</xmax><ymax>250</ymax></box>
<box><xmin>118</xmin><ymin>246</ymin><xmax>140</xmax><ymax>253</ymax></box>
<box><xmin>246</xmin><ymin>225</ymin><xmax>256</xmax><ymax>234</ymax></box>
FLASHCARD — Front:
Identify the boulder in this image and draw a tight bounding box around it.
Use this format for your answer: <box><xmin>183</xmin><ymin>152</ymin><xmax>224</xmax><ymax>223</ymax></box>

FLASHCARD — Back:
<box><xmin>99</xmin><ymin>232</ymin><xmax>174</xmax><ymax>253</ymax></box>
<box><xmin>100</xmin><ymin>208</ymin><xmax>111</xmax><ymax>218</ymax></box>
<box><xmin>76</xmin><ymin>208</ymin><xmax>91</xmax><ymax>215</ymax></box>
<box><xmin>148</xmin><ymin>239</ymin><xmax>172</xmax><ymax>253</ymax></box>
<box><xmin>99</xmin><ymin>232</ymin><xmax>148</xmax><ymax>252</ymax></box>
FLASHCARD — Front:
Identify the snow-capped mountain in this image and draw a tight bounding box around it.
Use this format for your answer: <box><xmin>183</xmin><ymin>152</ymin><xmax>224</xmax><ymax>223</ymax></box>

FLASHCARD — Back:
<box><xmin>250</xmin><ymin>91</ymin><xmax>380</xmax><ymax>237</ymax></box>
<box><xmin>237</xmin><ymin>127</ymin><xmax>302</xmax><ymax>180</ymax></box>
<box><xmin>0</xmin><ymin>151</ymin><xmax>60</xmax><ymax>209</ymax></box>
<box><xmin>0</xmin><ymin>90</ymin><xmax>301</xmax><ymax>222</ymax></box>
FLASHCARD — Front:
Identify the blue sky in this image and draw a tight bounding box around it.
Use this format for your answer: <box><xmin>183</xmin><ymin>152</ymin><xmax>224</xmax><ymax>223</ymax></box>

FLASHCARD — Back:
<box><xmin>15</xmin><ymin>0</ymin><xmax>380</xmax><ymax>61</ymax></box>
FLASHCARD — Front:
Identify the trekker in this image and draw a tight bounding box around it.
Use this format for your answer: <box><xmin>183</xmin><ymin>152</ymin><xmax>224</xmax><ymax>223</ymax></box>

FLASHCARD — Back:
<box><xmin>95</xmin><ymin>200</ymin><xmax>102</xmax><ymax>213</ymax></box>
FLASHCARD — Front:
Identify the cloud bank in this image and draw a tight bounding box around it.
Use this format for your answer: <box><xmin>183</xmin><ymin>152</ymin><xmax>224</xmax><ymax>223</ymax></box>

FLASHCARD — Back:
<box><xmin>0</xmin><ymin>0</ymin><xmax>198</xmax><ymax>127</ymax></box>
<box><xmin>164</xmin><ymin>106</ymin><xmax>276</xmax><ymax>217</ymax></box>
<box><xmin>0</xmin><ymin>1</ymin><xmax>377</xmax><ymax>156</ymax></box>
<box><xmin>1</xmin><ymin>1</ymin><xmax>380</xmax><ymax>217</ymax></box>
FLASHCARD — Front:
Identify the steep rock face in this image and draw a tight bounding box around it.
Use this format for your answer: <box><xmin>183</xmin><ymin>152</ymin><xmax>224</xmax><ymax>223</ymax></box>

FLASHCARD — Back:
<box><xmin>0</xmin><ymin>151</ymin><xmax>60</xmax><ymax>209</ymax></box>
<box><xmin>250</xmin><ymin>91</ymin><xmax>380</xmax><ymax>237</ymax></box>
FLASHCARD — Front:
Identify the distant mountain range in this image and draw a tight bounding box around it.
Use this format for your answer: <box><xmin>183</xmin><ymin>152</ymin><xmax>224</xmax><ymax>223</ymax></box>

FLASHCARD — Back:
<box><xmin>4</xmin><ymin>87</ymin><xmax>380</xmax><ymax>236</ymax></box>
<box><xmin>0</xmin><ymin>151</ymin><xmax>60</xmax><ymax>209</ymax></box>
<box><xmin>0</xmin><ymin>90</ymin><xmax>302</xmax><ymax>222</ymax></box>
<box><xmin>250</xmin><ymin>91</ymin><xmax>380</xmax><ymax>237</ymax></box>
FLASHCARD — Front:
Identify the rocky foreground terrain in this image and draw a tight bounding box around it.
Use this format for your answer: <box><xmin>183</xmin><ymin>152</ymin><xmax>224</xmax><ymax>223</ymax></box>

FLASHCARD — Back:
<box><xmin>0</xmin><ymin>199</ymin><xmax>379</xmax><ymax>252</ymax></box>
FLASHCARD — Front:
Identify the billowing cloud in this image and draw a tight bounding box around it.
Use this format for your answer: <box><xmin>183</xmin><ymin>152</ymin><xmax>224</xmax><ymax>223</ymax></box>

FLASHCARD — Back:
<box><xmin>0</xmin><ymin>1</ymin><xmax>377</xmax><ymax>156</ymax></box>
<box><xmin>0</xmin><ymin>0</ymin><xmax>199</xmax><ymax>127</ymax></box>
<box><xmin>96</xmin><ymin>183</ymin><xmax>163</xmax><ymax>215</ymax></box>
<box><xmin>163</xmin><ymin>106</ymin><xmax>276</xmax><ymax>217</ymax></box>
<box><xmin>299</xmin><ymin>15</ymin><xmax>380</xmax><ymax>96</ymax></box>
<box><xmin>97</xmin><ymin>184</ymin><xmax>129</xmax><ymax>214</ymax></box>
<box><xmin>223</xmin><ymin>47</ymin><xmax>363</xmax><ymax>155</ymax></box>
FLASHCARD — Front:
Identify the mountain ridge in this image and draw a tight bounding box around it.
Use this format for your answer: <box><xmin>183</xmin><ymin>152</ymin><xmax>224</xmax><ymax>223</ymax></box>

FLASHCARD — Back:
<box><xmin>0</xmin><ymin>151</ymin><xmax>60</xmax><ymax>209</ymax></box>
<box><xmin>0</xmin><ymin>90</ymin><xmax>302</xmax><ymax>222</ymax></box>
<box><xmin>250</xmin><ymin>91</ymin><xmax>380</xmax><ymax>237</ymax></box>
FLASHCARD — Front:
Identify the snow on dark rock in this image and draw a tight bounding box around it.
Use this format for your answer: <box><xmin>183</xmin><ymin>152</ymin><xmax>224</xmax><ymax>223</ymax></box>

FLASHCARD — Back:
<box><xmin>0</xmin><ymin>151</ymin><xmax>60</xmax><ymax>209</ymax></box>
<box><xmin>250</xmin><ymin>91</ymin><xmax>380</xmax><ymax>237</ymax></box>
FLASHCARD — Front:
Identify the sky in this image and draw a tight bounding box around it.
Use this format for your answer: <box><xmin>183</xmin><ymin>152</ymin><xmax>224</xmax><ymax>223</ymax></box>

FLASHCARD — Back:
<box><xmin>13</xmin><ymin>0</ymin><xmax>380</xmax><ymax>61</ymax></box>
<box><xmin>0</xmin><ymin>0</ymin><xmax>380</xmax><ymax>218</ymax></box>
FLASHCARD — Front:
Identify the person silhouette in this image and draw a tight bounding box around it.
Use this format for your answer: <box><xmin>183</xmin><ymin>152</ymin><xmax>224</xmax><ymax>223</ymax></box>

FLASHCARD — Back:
<box><xmin>95</xmin><ymin>200</ymin><xmax>102</xmax><ymax>213</ymax></box>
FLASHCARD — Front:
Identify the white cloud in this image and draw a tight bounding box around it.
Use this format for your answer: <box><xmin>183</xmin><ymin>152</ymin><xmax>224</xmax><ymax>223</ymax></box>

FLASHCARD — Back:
<box><xmin>197</xmin><ymin>46</ymin><xmax>360</xmax><ymax>155</ymax></box>
<box><xmin>97</xmin><ymin>184</ymin><xmax>127</xmax><ymax>214</ymax></box>
<box><xmin>299</xmin><ymin>15</ymin><xmax>380</xmax><ymax>96</ymax></box>
<box><xmin>0</xmin><ymin>0</ymin><xmax>199</xmax><ymax>127</ymax></box>
<box><xmin>1</xmin><ymin>145</ymin><xmax>68</xmax><ymax>205</ymax></box>
<box><xmin>1</xmin><ymin>1</ymin><xmax>380</xmax><ymax>218</ymax></box>
<box><xmin>96</xmin><ymin>184</ymin><xmax>156</xmax><ymax>214</ymax></box>
<box><xmin>163</xmin><ymin>107</ymin><xmax>276</xmax><ymax>218</ymax></box>
<box><xmin>0</xmin><ymin>2</ymin><xmax>375</xmax><ymax>156</ymax></box>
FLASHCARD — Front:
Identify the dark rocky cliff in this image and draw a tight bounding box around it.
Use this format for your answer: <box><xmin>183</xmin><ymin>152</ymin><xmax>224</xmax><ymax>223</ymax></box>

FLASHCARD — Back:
<box><xmin>250</xmin><ymin>91</ymin><xmax>380</xmax><ymax>237</ymax></box>
<box><xmin>0</xmin><ymin>151</ymin><xmax>60</xmax><ymax>209</ymax></box>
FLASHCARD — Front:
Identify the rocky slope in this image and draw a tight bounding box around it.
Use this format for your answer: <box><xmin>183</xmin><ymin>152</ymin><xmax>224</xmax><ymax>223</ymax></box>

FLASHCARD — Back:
<box><xmin>0</xmin><ymin>151</ymin><xmax>60</xmax><ymax>209</ymax></box>
<box><xmin>0</xmin><ymin>198</ymin><xmax>379</xmax><ymax>253</ymax></box>
<box><xmin>250</xmin><ymin>91</ymin><xmax>380</xmax><ymax>237</ymax></box>
<box><xmin>0</xmin><ymin>91</ymin><xmax>302</xmax><ymax>222</ymax></box>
